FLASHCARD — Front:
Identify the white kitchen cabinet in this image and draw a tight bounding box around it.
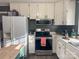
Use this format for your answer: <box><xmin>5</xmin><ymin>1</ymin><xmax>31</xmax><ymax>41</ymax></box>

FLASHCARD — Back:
<box><xmin>56</xmin><ymin>40</ymin><xmax>64</xmax><ymax>59</ymax></box>
<box><xmin>10</xmin><ymin>3</ymin><xmax>29</xmax><ymax>17</ymax></box>
<box><xmin>36</xmin><ymin>3</ymin><xmax>54</xmax><ymax>19</ymax></box>
<box><xmin>10</xmin><ymin>3</ymin><xmax>54</xmax><ymax>19</ymax></box>
<box><xmin>55</xmin><ymin>0</ymin><xmax>76</xmax><ymax>25</ymax></box>
<box><xmin>56</xmin><ymin>35</ymin><xmax>79</xmax><ymax>59</ymax></box>
<box><xmin>30</xmin><ymin>3</ymin><xmax>38</xmax><ymax>19</ymax></box>
<box><xmin>64</xmin><ymin>0</ymin><xmax>76</xmax><ymax>25</ymax></box>
<box><xmin>65</xmin><ymin>49</ymin><xmax>79</xmax><ymax>59</ymax></box>
<box><xmin>56</xmin><ymin>41</ymin><xmax>66</xmax><ymax>59</ymax></box>
<box><xmin>65</xmin><ymin>50</ymin><xmax>75</xmax><ymax>59</ymax></box>
<box><xmin>56</xmin><ymin>36</ymin><xmax>67</xmax><ymax>59</ymax></box>
<box><xmin>10</xmin><ymin>3</ymin><xmax>20</xmax><ymax>14</ymax></box>
<box><xmin>45</xmin><ymin>3</ymin><xmax>54</xmax><ymax>19</ymax></box>
<box><xmin>60</xmin><ymin>43</ymin><xmax>66</xmax><ymax>59</ymax></box>
<box><xmin>55</xmin><ymin>0</ymin><xmax>64</xmax><ymax>25</ymax></box>
<box><xmin>56</xmin><ymin>41</ymin><xmax>61</xmax><ymax>58</ymax></box>
<box><xmin>19</xmin><ymin>3</ymin><xmax>29</xmax><ymax>16</ymax></box>
<box><xmin>51</xmin><ymin>32</ymin><xmax>57</xmax><ymax>53</ymax></box>
<box><xmin>28</xmin><ymin>35</ymin><xmax>35</xmax><ymax>53</ymax></box>
<box><xmin>38</xmin><ymin>3</ymin><xmax>46</xmax><ymax>19</ymax></box>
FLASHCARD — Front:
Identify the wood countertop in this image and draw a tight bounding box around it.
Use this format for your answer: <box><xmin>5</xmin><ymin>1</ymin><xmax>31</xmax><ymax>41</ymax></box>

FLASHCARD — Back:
<box><xmin>0</xmin><ymin>45</ymin><xmax>23</xmax><ymax>59</ymax></box>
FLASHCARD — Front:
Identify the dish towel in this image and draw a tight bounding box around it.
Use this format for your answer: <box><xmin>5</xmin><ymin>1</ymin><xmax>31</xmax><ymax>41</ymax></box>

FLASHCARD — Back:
<box><xmin>41</xmin><ymin>37</ymin><xmax>46</xmax><ymax>47</ymax></box>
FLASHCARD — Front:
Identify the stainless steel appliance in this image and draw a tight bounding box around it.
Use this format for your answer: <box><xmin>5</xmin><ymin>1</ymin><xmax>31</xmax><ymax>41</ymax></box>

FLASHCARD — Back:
<box><xmin>36</xmin><ymin>19</ymin><xmax>54</xmax><ymax>25</ymax></box>
<box><xmin>2</xmin><ymin>16</ymin><xmax>28</xmax><ymax>57</ymax></box>
<box><xmin>35</xmin><ymin>31</ymin><xmax>52</xmax><ymax>55</ymax></box>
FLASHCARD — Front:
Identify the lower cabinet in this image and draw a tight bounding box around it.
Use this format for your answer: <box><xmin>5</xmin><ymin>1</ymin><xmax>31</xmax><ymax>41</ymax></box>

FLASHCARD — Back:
<box><xmin>65</xmin><ymin>49</ymin><xmax>79</xmax><ymax>59</ymax></box>
<box><xmin>56</xmin><ymin>41</ymin><xmax>61</xmax><ymax>58</ymax></box>
<box><xmin>29</xmin><ymin>35</ymin><xmax>35</xmax><ymax>53</ymax></box>
<box><xmin>56</xmin><ymin>41</ymin><xmax>66</xmax><ymax>59</ymax></box>
<box><xmin>60</xmin><ymin>44</ymin><xmax>66</xmax><ymax>59</ymax></box>
<box><xmin>56</xmin><ymin>38</ymin><xmax>79</xmax><ymax>59</ymax></box>
<box><xmin>65</xmin><ymin>49</ymin><xmax>75</xmax><ymax>59</ymax></box>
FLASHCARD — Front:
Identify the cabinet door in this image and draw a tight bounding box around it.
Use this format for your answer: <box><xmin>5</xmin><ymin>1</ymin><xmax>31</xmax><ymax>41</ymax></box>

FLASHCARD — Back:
<box><xmin>29</xmin><ymin>35</ymin><xmax>35</xmax><ymax>53</ymax></box>
<box><xmin>2</xmin><ymin>16</ymin><xmax>11</xmax><ymax>33</ymax></box>
<box><xmin>30</xmin><ymin>3</ymin><xmax>38</xmax><ymax>19</ymax></box>
<box><xmin>12</xmin><ymin>16</ymin><xmax>27</xmax><ymax>45</ymax></box>
<box><xmin>60</xmin><ymin>45</ymin><xmax>66</xmax><ymax>59</ymax></box>
<box><xmin>55</xmin><ymin>0</ymin><xmax>64</xmax><ymax>25</ymax></box>
<box><xmin>65</xmin><ymin>49</ymin><xmax>77</xmax><ymax>59</ymax></box>
<box><xmin>45</xmin><ymin>3</ymin><xmax>54</xmax><ymax>19</ymax></box>
<box><xmin>52</xmin><ymin>34</ymin><xmax>57</xmax><ymax>53</ymax></box>
<box><xmin>19</xmin><ymin>3</ymin><xmax>29</xmax><ymax>17</ymax></box>
<box><xmin>56</xmin><ymin>41</ymin><xmax>61</xmax><ymax>58</ymax></box>
<box><xmin>37</xmin><ymin>3</ymin><xmax>54</xmax><ymax>19</ymax></box>
<box><xmin>64</xmin><ymin>0</ymin><xmax>76</xmax><ymax>25</ymax></box>
<box><xmin>10</xmin><ymin>3</ymin><xmax>20</xmax><ymax>13</ymax></box>
<box><xmin>56</xmin><ymin>40</ymin><xmax>66</xmax><ymax>59</ymax></box>
<box><xmin>38</xmin><ymin>3</ymin><xmax>46</xmax><ymax>19</ymax></box>
<box><xmin>10</xmin><ymin>3</ymin><xmax>29</xmax><ymax>17</ymax></box>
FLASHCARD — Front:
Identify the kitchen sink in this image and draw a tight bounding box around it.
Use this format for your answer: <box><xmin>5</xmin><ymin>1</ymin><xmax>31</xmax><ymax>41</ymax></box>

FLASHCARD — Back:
<box><xmin>68</xmin><ymin>39</ymin><xmax>79</xmax><ymax>46</ymax></box>
<box><xmin>69</xmin><ymin>42</ymin><xmax>79</xmax><ymax>46</ymax></box>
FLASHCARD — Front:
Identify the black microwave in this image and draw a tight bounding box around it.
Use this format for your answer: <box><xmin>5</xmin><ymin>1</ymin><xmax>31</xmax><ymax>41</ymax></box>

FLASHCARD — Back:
<box><xmin>36</xmin><ymin>19</ymin><xmax>54</xmax><ymax>25</ymax></box>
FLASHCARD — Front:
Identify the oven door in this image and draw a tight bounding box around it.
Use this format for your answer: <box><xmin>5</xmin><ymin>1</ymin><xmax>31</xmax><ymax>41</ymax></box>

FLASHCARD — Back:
<box><xmin>35</xmin><ymin>37</ymin><xmax>52</xmax><ymax>50</ymax></box>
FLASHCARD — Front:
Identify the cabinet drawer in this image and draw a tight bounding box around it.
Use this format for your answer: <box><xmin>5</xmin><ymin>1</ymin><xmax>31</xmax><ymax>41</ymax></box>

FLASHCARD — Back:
<box><xmin>58</xmin><ymin>39</ymin><xmax>66</xmax><ymax>46</ymax></box>
<box><xmin>66</xmin><ymin>43</ymin><xmax>79</xmax><ymax>57</ymax></box>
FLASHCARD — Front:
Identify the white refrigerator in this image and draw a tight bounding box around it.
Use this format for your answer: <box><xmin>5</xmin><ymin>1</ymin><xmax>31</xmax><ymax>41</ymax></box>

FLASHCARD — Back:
<box><xmin>2</xmin><ymin>16</ymin><xmax>28</xmax><ymax>57</ymax></box>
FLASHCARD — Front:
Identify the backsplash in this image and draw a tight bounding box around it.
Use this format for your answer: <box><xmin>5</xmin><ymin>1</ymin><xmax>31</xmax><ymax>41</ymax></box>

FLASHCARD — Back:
<box><xmin>28</xmin><ymin>19</ymin><xmax>36</xmax><ymax>34</ymax></box>
<box><xmin>28</xmin><ymin>19</ymin><xmax>75</xmax><ymax>36</ymax></box>
<box><xmin>53</xmin><ymin>25</ymin><xmax>75</xmax><ymax>36</ymax></box>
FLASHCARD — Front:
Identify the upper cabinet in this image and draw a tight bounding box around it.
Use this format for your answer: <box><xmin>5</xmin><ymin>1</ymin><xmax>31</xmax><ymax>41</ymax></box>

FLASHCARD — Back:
<box><xmin>10</xmin><ymin>3</ymin><xmax>20</xmax><ymax>12</ymax></box>
<box><xmin>64</xmin><ymin>0</ymin><xmax>76</xmax><ymax>25</ymax></box>
<box><xmin>10</xmin><ymin>3</ymin><xmax>54</xmax><ymax>19</ymax></box>
<box><xmin>30</xmin><ymin>3</ymin><xmax>54</xmax><ymax>19</ymax></box>
<box><xmin>19</xmin><ymin>3</ymin><xmax>29</xmax><ymax>16</ymax></box>
<box><xmin>38</xmin><ymin>3</ymin><xmax>46</xmax><ymax>19</ymax></box>
<box><xmin>45</xmin><ymin>3</ymin><xmax>54</xmax><ymax>19</ymax></box>
<box><xmin>10</xmin><ymin>0</ymin><xmax>76</xmax><ymax>25</ymax></box>
<box><xmin>55</xmin><ymin>0</ymin><xmax>64</xmax><ymax>25</ymax></box>
<box><xmin>9</xmin><ymin>0</ymin><xmax>54</xmax><ymax>3</ymax></box>
<box><xmin>55</xmin><ymin>0</ymin><xmax>76</xmax><ymax>25</ymax></box>
<box><xmin>29</xmin><ymin>3</ymin><xmax>39</xmax><ymax>19</ymax></box>
<box><xmin>10</xmin><ymin>3</ymin><xmax>29</xmax><ymax>16</ymax></box>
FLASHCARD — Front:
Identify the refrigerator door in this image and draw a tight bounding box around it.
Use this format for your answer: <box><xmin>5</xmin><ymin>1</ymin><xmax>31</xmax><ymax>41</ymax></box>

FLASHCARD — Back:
<box><xmin>2</xmin><ymin>16</ymin><xmax>11</xmax><ymax>47</ymax></box>
<box><xmin>11</xmin><ymin>16</ymin><xmax>28</xmax><ymax>56</ymax></box>
<box><xmin>2</xmin><ymin>16</ymin><xmax>11</xmax><ymax>33</ymax></box>
<box><xmin>12</xmin><ymin>16</ymin><xmax>27</xmax><ymax>43</ymax></box>
<box><xmin>3</xmin><ymin>16</ymin><xmax>28</xmax><ymax>57</ymax></box>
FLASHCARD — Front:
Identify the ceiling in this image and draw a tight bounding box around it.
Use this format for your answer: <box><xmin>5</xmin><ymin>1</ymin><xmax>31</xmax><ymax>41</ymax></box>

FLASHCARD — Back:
<box><xmin>0</xmin><ymin>0</ymin><xmax>64</xmax><ymax>3</ymax></box>
<box><xmin>0</xmin><ymin>0</ymin><xmax>76</xmax><ymax>3</ymax></box>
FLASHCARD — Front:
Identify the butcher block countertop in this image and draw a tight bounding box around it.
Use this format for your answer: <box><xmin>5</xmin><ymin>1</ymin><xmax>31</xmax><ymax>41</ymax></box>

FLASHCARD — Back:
<box><xmin>0</xmin><ymin>44</ymin><xmax>23</xmax><ymax>59</ymax></box>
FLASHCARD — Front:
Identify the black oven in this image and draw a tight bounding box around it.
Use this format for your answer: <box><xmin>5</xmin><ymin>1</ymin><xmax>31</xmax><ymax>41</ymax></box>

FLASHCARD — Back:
<box><xmin>35</xmin><ymin>37</ymin><xmax>52</xmax><ymax>50</ymax></box>
<box><xmin>35</xmin><ymin>31</ymin><xmax>52</xmax><ymax>50</ymax></box>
